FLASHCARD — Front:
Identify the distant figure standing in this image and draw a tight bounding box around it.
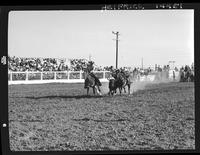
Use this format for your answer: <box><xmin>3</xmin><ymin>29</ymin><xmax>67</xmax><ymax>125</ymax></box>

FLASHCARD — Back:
<box><xmin>173</xmin><ymin>70</ymin><xmax>176</xmax><ymax>81</ymax></box>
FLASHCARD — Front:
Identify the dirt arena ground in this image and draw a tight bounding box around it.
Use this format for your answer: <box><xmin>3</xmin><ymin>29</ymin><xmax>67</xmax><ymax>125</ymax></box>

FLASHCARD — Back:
<box><xmin>8</xmin><ymin>82</ymin><xmax>195</xmax><ymax>151</ymax></box>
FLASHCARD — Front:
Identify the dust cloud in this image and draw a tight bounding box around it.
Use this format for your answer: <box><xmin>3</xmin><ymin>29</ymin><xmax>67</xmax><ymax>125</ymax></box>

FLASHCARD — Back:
<box><xmin>100</xmin><ymin>71</ymin><xmax>179</xmax><ymax>95</ymax></box>
<box><xmin>130</xmin><ymin>71</ymin><xmax>180</xmax><ymax>94</ymax></box>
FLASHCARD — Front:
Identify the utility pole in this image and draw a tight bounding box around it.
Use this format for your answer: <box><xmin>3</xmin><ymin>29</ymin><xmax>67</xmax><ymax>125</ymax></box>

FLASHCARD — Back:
<box><xmin>89</xmin><ymin>53</ymin><xmax>91</xmax><ymax>61</ymax></box>
<box><xmin>141</xmin><ymin>57</ymin><xmax>143</xmax><ymax>69</ymax></box>
<box><xmin>169</xmin><ymin>61</ymin><xmax>175</xmax><ymax>70</ymax></box>
<box><xmin>112</xmin><ymin>31</ymin><xmax>120</xmax><ymax>69</ymax></box>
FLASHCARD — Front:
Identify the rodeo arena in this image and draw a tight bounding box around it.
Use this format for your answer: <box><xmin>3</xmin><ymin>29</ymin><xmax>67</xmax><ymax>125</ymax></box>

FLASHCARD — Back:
<box><xmin>8</xmin><ymin>55</ymin><xmax>195</xmax><ymax>151</ymax></box>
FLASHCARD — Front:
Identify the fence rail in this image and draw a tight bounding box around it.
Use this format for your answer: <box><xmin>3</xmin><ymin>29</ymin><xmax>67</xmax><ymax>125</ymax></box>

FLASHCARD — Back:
<box><xmin>8</xmin><ymin>71</ymin><xmax>111</xmax><ymax>85</ymax></box>
<box><xmin>8</xmin><ymin>70</ymin><xmax>180</xmax><ymax>85</ymax></box>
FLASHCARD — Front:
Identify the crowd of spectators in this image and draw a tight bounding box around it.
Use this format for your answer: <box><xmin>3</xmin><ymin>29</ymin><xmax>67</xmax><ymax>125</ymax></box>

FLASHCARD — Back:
<box><xmin>8</xmin><ymin>56</ymin><xmax>117</xmax><ymax>72</ymax></box>
<box><xmin>8</xmin><ymin>56</ymin><xmax>194</xmax><ymax>75</ymax></box>
<box><xmin>70</xmin><ymin>59</ymin><xmax>88</xmax><ymax>71</ymax></box>
<box><xmin>180</xmin><ymin>64</ymin><xmax>194</xmax><ymax>73</ymax></box>
<box><xmin>8</xmin><ymin>56</ymin><xmax>69</xmax><ymax>72</ymax></box>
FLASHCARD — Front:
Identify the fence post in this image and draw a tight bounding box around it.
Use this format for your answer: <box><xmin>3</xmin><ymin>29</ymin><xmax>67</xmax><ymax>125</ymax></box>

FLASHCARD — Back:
<box><xmin>80</xmin><ymin>70</ymin><xmax>82</xmax><ymax>79</ymax></box>
<box><xmin>54</xmin><ymin>72</ymin><xmax>56</xmax><ymax>80</ymax></box>
<box><xmin>41</xmin><ymin>72</ymin><xmax>43</xmax><ymax>80</ymax></box>
<box><xmin>68</xmin><ymin>71</ymin><xmax>70</xmax><ymax>80</ymax></box>
<box><xmin>66</xmin><ymin>71</ymin><xmax>68</xmax><ymax>80</ymax></box>
<box><xmin>10</xmin><ymin>72</ymin><xmax>12</xmax><ymax>81</ymax></box>
<box><xmin>103</xmin><ymin>71</ymin><xmax>106</xmax><ymax>79</ymax></box>
<box><xmin>26</xmin><ymin>71</ymin><xmax>28</xmax><ymax>81</ymax></box>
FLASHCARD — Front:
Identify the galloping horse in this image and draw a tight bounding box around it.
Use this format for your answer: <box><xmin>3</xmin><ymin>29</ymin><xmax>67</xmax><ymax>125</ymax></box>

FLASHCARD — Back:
<box><xmin>111</xmin><ymin>69</ymin><xmax>131</xmax><ymax>95</ymax></box>
<box><xmin>117</xmin><ymin>71</ymin><xmax>131</xmax><ymax>94</ymax></box>
<box><xmin>84</xmin><ymin>71</ymin><xmax>102</xmax><ymax>96</ymax></box>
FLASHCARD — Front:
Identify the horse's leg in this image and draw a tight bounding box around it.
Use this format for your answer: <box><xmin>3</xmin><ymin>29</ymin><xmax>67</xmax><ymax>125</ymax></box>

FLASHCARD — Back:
<box><xmin>109</xmin><ymin>89</ymin><xmax>113</xmax><ymax>96</ymax></box>
<box><xmin>87</xmin><ymin>87</ymin><xmax>89</xmax><ymax>95</ymax></box>
<box><xmin>123</xmin><ymin>86</ymin><xmax>126</xmax><ymax>93</ymax></box>
<box><xmin>119</xmin><ymin>87</ymin><xmax>122</xmax><ymax>95</ymax></box>
<box><xmin>93</xmin><ymin>87</ymin><xmax>96</xmax><ymax>95</ymax></box>
<box><xmin>97</xmin><ymin>85</ymin><xmax>101</xmax><ymax>93</ymax></box>
<box><xmin>95</xmin><ymin>85</ymin><xmax>102</xmax><ymax>95</ymax></box>
<box><xmin>128</xmin><ymin>84</ymin><xmax>130</xmax><ymax>94</ymax></box>
<box><xmin>108</xmin><ymin>90</ymin><xmax>111</xmax><ymax>95</ymax></box>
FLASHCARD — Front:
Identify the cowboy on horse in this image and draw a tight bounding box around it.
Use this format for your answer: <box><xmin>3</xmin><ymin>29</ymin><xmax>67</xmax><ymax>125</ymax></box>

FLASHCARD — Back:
<box><xmin>109</xmin><ymin>68</ymin><xmax>131</xmax><ymax>95</ymax></box>
<box><xmin>84</xmin><ymin>61</ymin><xmax>102</xmax><ymax>95</ymax></box>
<box><xmin>84</xmin><ymin>61</ymin><xmax>102</xmax><ymax>88</ymax></box>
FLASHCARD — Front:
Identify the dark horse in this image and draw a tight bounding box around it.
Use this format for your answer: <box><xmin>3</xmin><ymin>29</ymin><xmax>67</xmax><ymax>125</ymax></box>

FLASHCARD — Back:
<box><xmin>179</xmin><ymin>69</ymin><xmax>194</xmax><ymax>82</ymax></box>
<box><xmin>118</xmin><ymin>72</ymin><xmax>131</xmax><ymax>94</ymax></box>
<box><xmin>111</xmin><ymin>70</ymin><xmax>131</xmax><ymax>95</ymax></box>
<box><xmin>84</xmin><ymin>71</ymin><xmax>102</xmax><ymax>95</ymax></box>
<box><xmin>108</xmin><ymin>78</ymin><xmax>121</xmax><ymax>96</ymax></box>
<box><xmin>185</xmin><ymin>69</ymin><xmax>194</xmax><ymax>82</ymax></box>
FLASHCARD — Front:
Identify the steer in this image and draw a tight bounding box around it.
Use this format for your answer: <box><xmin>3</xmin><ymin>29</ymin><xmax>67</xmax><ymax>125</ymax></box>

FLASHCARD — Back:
<box><xmin>108</xmin><ymin>78</ymin><xmax>123</xmax><ymax>96</ymax></box>
<box><xmin>108</xmin><ymin>79</ymin><xmax>117</xmax><ymax>96</ymax></box>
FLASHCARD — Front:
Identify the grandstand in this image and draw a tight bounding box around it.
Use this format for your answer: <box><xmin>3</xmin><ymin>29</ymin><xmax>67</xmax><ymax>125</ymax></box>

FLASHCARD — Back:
<box><xmin>8</xmin><ymin>56</ymin><xmax>111</xmax><ymax>85</ymax></box>
<box><xmin>8</xmin><ymin>56</ymin><xmax>194</xmax><ymax>85</ymax></box>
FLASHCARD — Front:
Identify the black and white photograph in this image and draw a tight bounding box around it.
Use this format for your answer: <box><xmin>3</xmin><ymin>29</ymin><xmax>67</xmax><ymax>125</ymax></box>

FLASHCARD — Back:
<box><xmin>7</xmin><ymin>6</ymin><xmax>195</xmax><ymax>151</ymax></box>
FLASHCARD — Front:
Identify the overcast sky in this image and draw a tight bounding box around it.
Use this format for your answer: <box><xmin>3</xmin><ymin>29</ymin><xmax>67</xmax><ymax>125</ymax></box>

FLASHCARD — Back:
<box><xmin>8</xmin><ymin>10</ymin><xmax>194</xmax><ymax>68</ymax></box>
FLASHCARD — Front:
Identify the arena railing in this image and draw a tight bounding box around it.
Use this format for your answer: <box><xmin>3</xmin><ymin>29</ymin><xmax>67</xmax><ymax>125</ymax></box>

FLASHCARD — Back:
<box><xmin>8</xmin><ymin>70</ymin><xmax>179</xmax><ymax>85</ymax></box>
<box><xmin>8</xmin><ymin>70</ymin><xmax>111</xmax><ymax>85</ymax></box>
